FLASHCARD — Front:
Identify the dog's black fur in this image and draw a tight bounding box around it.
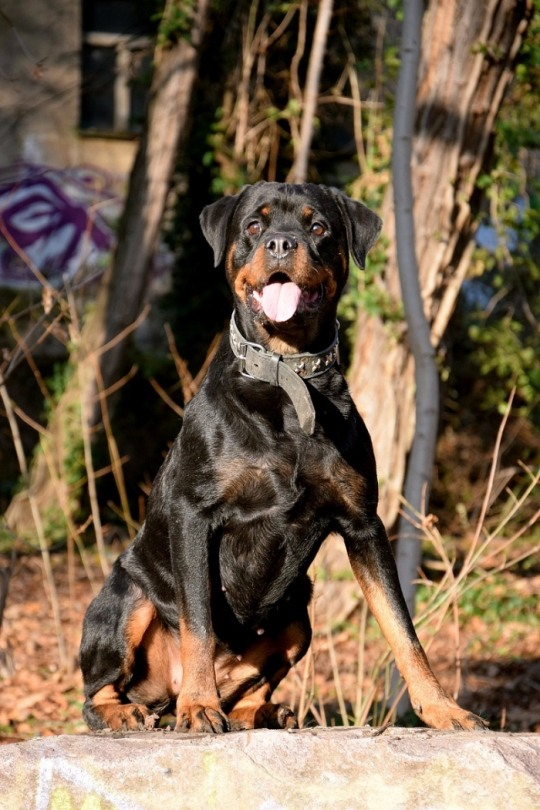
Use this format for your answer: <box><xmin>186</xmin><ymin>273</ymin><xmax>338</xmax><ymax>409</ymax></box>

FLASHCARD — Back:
<box><xmin>80</xmin><ymin>182</ymin><xmax>485</xmax><ymax>733</ymax></box>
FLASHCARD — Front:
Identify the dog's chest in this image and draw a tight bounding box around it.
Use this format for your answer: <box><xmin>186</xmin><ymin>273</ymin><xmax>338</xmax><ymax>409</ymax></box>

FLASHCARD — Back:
<box><xmin>216</xmin><ymin>442</ymin><xmax>365</xmax><ymax>574</ymax></box>
<box><xmin>218</xmin><ymin>445</ymin><xmax>329</xmax><ymax>521</ymax></box>
<box><xmin>216</xmin><ymin>434</ymin><xmax>366</xmax><ymax>519</ymax></box>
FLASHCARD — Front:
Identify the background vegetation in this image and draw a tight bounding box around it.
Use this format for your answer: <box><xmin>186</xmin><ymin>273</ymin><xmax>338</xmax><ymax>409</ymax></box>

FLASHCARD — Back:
<box><xmin>0</xmin><ymin>0</ymin><xmax>538</xmax><ymax>738</ymax></box>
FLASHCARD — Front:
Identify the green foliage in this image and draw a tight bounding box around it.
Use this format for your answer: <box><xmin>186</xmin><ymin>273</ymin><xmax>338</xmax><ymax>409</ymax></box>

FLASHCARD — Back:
<box><xmin>415</xmin><ymin>572</ymin><xmax>540</xmax><ymax>630</ymax></box>
<box><xmin>338</xmin><ymin>235</ymin><xmax>404</xmax><ymax>335</ymax></box>
<box><xmin>457</xmin><ymin>573</ymin><xmax>540</xmax><ymax>627</ymax></box>
<box><xmin>42</xmin><ymin>363</ymin><xmax>86</xmax><ymax>524</ymax></box>
<box><xmin>199</xmin><ymin>0</ymin><xmax>382</xmax><ymax>190</ymax></box>
<box><xmin>449</xmin><ymin>6</ymin><xmax>540</xmax><ymax>423</ymax></box>
<box><xmin>467</xmin><ymin>314</ymin><xmax>540</xmax><ymax>415</ymax></box>
<box><xmin>154</xmin><ymin>0</ymin><xmax>196</xmax><ymax>46</ymax></box>
<box><xmin>498</xmin><ymin>1</ymin><xmax>540</xmax><ymax>153</ymax></box>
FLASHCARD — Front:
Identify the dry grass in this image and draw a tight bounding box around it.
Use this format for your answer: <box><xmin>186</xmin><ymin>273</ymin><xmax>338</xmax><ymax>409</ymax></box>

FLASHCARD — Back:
<box><xmin>0</xmin><ymin>302</ymin><xmax>538</xmax><ymax>737</ymax></box>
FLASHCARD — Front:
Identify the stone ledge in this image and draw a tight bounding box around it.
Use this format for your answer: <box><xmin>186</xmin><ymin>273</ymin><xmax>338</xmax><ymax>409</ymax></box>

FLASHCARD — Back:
<box><xmin>1</xmin><ymin>727</ymin><xmax>539</xmax><ymax>809</ymax></box>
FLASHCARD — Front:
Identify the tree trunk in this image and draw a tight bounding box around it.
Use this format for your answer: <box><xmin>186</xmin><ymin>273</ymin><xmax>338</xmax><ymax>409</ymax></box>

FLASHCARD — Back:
<box><xmin>94</xmin><ymin>0</ymin><xmax>210</xmax><ymax>408</ymax></box>
<box><xmin>6</xmin><ymin>0</ymin><xmax>210</xmax><ymax>538</ymax></box>
<box><xmin>349</xmin><ymin>0</ymin><xmax>532</xmax><ymax>535</ymax></box>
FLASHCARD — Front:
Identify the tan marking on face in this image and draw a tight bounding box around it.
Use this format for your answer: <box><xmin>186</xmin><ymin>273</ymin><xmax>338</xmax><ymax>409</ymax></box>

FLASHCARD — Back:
<box><xmin>288</xmin><ymin>243</ymin><xmax>317</xmax><ymax>286</ymax></box>
<box><xmin>228</xmin><ymin>237</ymin><xmax>341</xmax><ymax>354</ymax></box>
<box><xmin>232</xmin><ymin>242</ymin><xmax>323</xmax><ymax>297</ymax></box>
<box><xmin>319</xmin><ymin>266</ymin><xmax>338</xmax><ymax>300</ymax></box>
<box><xmin>232</xmin><ymin>244</ymin><xmax>268</xmax><ymax>300</ymax></box>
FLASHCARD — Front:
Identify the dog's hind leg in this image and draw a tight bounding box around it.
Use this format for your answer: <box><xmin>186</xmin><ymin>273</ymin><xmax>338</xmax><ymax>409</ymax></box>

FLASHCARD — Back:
<box><xmin>80</xmin><ymin>561</ymin><xmax>159</xmax><ymax>731</ymax></box>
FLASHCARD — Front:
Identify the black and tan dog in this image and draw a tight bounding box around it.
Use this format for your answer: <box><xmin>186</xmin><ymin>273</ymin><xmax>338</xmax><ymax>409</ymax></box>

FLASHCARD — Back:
<box><xmin>80</xmin><ymin>182</ymin><xmax>485</xmax><ymax>733</ymax></box>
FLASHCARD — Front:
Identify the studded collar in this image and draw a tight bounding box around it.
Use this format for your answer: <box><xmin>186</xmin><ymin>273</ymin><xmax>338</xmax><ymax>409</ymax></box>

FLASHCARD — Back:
<box><xmin>229</xmin><ymin>311</ymin><xmax>339</xmax><ymax>434</ymax></box>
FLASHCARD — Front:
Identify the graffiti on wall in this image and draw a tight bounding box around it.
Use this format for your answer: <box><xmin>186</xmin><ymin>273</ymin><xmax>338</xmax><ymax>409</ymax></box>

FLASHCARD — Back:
<box><xmin>0</xmin><ymin>162</ymin><xmax>124</xmax><ymax>290</ymax></box>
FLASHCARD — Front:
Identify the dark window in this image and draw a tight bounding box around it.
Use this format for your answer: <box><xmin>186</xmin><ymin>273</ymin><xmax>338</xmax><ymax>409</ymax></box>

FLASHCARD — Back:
<box><xmin>80</xmin><ymin>1</ymin><xmax>156</xmax><ymax>134</ymax></box>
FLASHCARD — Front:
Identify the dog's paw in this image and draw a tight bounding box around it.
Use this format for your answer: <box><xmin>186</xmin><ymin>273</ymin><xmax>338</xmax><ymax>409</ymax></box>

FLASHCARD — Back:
<box><xmin>228</xmin><ymin>701</ymin><xmax>299</xmax><ymax>731</ymax></box>
<box><xmin>449</xmin><ymin>709</ymin><xmax>488</xmax><ymax>731</ymax></box>
<box><xmin>92</xmin><ymin>703</ymin><xmax>156</xmax><ymax>732</ymax></box>
<box><xmin>175</xmin><ymin>702</ymin><xmax>230</xmax><ymax>734</ymax></box>
<box><xmin>414</xmin><ymin>699</ymin><xmax>488</xmax><ymax>731</ymax></box>
<box><xmin>257</xmin><ymin>702</ymin><xmax>299</xmax><ymax>730</ymax></box>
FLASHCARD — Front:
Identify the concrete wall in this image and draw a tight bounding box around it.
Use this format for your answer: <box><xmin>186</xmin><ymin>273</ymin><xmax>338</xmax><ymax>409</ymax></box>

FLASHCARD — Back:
<box><xmin>0</xmin><ymin>1</ymin><xmax>136</xmax><ymax>171</ymax></box>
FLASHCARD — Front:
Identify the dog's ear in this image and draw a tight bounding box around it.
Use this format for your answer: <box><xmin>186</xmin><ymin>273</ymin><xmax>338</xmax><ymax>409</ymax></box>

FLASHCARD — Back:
<box><xmin>329</xmin><ymin>188</ymin><xmax>382</xmax><ymax>269</ymax></box>
<box><xmin>200</xmin><ymin>193</ymin><xmax>243</xmax><ymax>267</ymax></box>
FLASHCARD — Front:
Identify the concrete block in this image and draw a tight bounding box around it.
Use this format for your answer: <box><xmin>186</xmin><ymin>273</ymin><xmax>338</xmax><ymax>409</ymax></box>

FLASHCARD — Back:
<box><xmin>1</xmin><ymin>727</ymin><xmax>539</xmax><ymax>810</ymax></box>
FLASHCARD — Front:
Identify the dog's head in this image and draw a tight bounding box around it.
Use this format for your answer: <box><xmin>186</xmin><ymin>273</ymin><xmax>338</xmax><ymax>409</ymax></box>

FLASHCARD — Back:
<box><xmin>200</xmin><ymin>182</ymin><xmax>381</xmax><ymax>353</ymax></box>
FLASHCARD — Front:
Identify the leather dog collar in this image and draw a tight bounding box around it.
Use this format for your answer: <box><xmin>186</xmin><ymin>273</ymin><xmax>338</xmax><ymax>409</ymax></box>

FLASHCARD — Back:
<box><xmin>229</xmin><ymin>311</ymin><xmax>339</xmax><ymax>435</ymax></box>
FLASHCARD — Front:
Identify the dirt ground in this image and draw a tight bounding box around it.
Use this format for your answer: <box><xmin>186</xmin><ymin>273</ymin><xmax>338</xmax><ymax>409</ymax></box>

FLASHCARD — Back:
<box><xmin>0</xmin><ymin>545</ymin><xmax>539</xmax><ymax>743</ymax></box>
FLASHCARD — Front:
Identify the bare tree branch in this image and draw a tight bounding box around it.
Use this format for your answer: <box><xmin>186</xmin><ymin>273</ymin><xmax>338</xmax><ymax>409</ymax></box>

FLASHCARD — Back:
<box><xmin>288</xmin><ymin>0</ymin><xmax>334</xmax><ymax>183</ymax></box>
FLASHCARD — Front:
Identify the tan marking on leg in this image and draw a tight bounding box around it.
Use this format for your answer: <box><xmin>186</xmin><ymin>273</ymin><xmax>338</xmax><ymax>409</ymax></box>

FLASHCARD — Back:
<box><xmin>125</xmin><ymin>599</ymin><xmax>157</xmax><ymax>667</ymax></box>
<box><xmin>86</xmin><ymin>599</ymin><xmax>160</xmax><ymax>731</ymax></box>
<box><xmin>228</xmin><ymin>682</ymin><xmax>298</xmax><ymax>731</ymax></box>
<box><xmin>127</xmin><ymin>620</ymin><xmax>182</xmax><ymax>707</ymax></box>
<box><xmin>175</xmin><ymin>620</ymin><xmax>228</xmax><ymax>733</ymax></box>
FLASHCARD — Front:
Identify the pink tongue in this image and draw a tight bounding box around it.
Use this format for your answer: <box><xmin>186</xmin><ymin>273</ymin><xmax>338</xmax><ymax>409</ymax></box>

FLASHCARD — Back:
<box><xmin>259</xmin><ymin>282</ymin><xmax>302</xmax><ymax>322</ymax></box>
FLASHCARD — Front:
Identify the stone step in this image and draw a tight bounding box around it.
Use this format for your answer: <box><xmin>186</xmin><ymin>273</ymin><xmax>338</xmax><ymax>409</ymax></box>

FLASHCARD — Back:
<box><xmin>1</xmin><ymin>727</ymin><xmax>539</xmax><ymax>809</ymax></box>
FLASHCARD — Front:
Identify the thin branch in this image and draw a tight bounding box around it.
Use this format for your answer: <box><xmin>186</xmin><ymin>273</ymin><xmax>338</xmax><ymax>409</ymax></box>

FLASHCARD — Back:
<box><xmin>288</xmin><ymin>0</ymin><xmax>334</xmax><ymax>182</ymax></box>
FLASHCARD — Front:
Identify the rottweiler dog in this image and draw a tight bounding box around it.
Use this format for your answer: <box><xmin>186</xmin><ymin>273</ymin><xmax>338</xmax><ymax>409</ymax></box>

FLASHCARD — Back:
<box><xmin>80</xmin><ymin>182</ymin><xmax>485</xmax><ymax>733</ymax></box>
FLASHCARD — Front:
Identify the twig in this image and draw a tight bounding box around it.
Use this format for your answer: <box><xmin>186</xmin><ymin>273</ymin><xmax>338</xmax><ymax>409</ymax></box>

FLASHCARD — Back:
<box><xmin>80</xmin><ymin>357</ymin><xmax>109</xmax><ymax>577</ymax></box>
<box><xmin>288</xmin><ymin>0</ymin><xmax>334</xmax><ymax>182</ymax></box>
<box><xmin>93</xmin><ymin>354</ymin><xmax>136</xmax><ymax>539</ymax></box>
<box><xmin>326</xmin><ymin>617</ymin><xmax>349</xmax><ymax>727</ymax></box>
<box><xmin>466</xmin><ymin>388</ymin><xmax>516</xmax><ymax>565</ymax></box>
<box><xmin>149</xmin><ymin>378</ymin><xmax>184</xmax><ymax>418</ymax></box>
<box><xmin>93</xmin><ymin>304</ymin><xmax>151</xmax><ymax>360</ymax></box>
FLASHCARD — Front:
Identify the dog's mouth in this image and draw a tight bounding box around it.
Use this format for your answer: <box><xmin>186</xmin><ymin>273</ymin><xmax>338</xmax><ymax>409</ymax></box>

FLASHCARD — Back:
<box><xmin>249</xmin><ymin>273</ymin><xmax>323</xmax><ymax>323</ymax></box>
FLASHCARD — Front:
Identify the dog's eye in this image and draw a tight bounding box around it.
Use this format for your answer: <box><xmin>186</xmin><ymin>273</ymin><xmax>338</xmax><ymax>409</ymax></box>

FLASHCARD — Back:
<box><xmin>310</xmin><ymin>222</ymin><xmax>326</xmax><ymax>237</ymax></box>
<box><xmin>246</xmin><ymin>221</ymin><xmax>262</xmax><ymax>236</ymax></box>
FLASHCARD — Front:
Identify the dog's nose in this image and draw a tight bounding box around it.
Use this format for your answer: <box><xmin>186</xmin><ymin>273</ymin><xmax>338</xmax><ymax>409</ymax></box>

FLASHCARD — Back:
<box><xmin>265</xmin><ymin>233</ymin><xmax>298</xmax><ymax>259</ymax></box>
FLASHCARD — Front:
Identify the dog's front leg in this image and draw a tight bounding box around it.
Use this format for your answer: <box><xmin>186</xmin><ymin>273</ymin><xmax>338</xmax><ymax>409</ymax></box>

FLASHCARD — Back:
<box><xmin>170</xmin><ymin>503</ymin><xmax>229</xmax><ymax>733</ymax></box>
<box><xmin>344</xmin><ymin>515</ymin><xmax>486</xmax><ymax>730</ymax></box>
